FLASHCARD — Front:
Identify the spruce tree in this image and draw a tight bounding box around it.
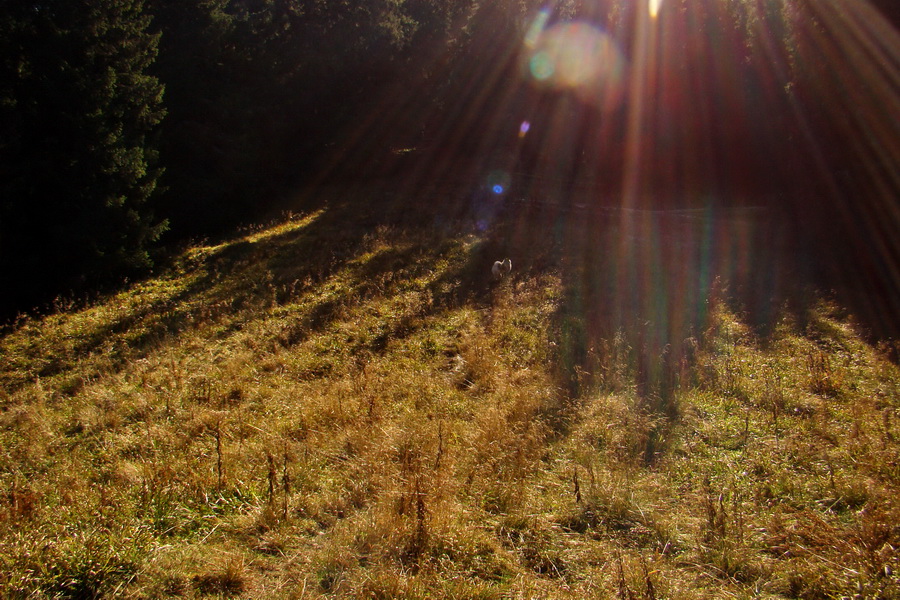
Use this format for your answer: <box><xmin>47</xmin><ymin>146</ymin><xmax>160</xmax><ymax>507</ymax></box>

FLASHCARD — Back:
<box><xmin>0</xmin><ymin>0</ymin><xmax>166</xmax><ymax>315</ymax></box>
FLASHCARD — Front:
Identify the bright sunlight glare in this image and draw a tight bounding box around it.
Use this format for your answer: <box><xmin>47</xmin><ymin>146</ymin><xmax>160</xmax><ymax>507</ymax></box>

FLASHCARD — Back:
<box><xmin>523</xmin><ymin>21</ymin><xmax>626</xmax><ymax>108</ymax></box>
<box><xmin>317</xmin><ymin>0</ymin><xmax>900</xmax><ymax>338</ymax></box>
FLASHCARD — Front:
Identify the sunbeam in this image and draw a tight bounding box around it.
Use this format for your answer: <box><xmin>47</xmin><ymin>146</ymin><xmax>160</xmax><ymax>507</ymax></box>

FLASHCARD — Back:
<box><xmin>310</xmin><ymin>0</ymin><xmax>900</xmax><ymax>340</ymax></box>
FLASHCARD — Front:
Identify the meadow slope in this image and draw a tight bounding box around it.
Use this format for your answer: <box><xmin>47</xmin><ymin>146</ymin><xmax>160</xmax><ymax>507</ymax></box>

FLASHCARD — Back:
<box><xmin>1</xmin><ymin>188</ymin><xmax>899</xmax><ymax>599</ymax></box>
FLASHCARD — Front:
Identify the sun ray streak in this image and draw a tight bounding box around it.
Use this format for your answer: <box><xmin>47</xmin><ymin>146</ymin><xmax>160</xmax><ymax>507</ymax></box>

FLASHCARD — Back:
<box><xmin>622</xmin><ymin>1</ymin><xmax>656</xmax><ymax>209</ymax></box>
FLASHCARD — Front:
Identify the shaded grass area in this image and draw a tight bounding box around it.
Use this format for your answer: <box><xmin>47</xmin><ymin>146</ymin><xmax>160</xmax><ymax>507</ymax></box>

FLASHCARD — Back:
<box><xmin>1</xmin><ymin>184</ymin><xmax>898</xmax><ymax>599</ymax></box>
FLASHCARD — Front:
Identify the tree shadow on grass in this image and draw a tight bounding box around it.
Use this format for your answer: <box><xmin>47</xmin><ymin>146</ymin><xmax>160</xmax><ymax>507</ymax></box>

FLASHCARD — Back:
<box><xmin>483</xmin><ymin>198</ymin><xmax>814</xmax><ymax>451</ymax></box>
<box><xmin>1</xmin><ymin>186</ymin><xmax>481</xmax><ymax>390</ymax></box>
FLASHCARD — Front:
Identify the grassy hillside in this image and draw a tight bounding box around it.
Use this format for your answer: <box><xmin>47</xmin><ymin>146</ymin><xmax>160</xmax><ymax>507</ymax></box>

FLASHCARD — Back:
<box><xmin>1</xmin><ymin>186</ymin><xmax>899</xmax><ymax>599</ymax></box>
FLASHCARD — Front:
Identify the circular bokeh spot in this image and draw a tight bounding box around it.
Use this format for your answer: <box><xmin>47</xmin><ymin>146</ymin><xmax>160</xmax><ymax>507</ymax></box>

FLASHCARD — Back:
<box><xmin>529</xmin><ymin>51</ymin><xmax>555</xmax><ymax>81</ymax></box>
<box><xmin>523</xmin><ymin>20</ymin><xmax>627</xmax><ymax>108</ymax></box>
<box><xmin>486</xmin><ymin>170</ymin><xmax>511</xmax><ymax>195</ymax></box>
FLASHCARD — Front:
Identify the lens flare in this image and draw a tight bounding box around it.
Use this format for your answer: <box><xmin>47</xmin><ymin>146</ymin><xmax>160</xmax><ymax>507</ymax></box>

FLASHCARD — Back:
<box><xmin>519</xmin><ymin>121</ymin><xmax>531</xmax><ymax>138</ymax></box>
<box><xmin>523</xmin><ymin>21</ymin><xmax>627</xmax><ymax>108</ymax></box>
<box><xmin>486</xmin><ymin>170</ymin><xmax>511</xmax><ymax>195</ymax></box>
<box><xmin>525</xmin><ymin>9</ymin><xmax>551</xmax><ymax>49</ymax></box>
<box><xmin>529</xmin><ymin>51</ymin><xmax>555</xmax><ymax>81</ymax></box>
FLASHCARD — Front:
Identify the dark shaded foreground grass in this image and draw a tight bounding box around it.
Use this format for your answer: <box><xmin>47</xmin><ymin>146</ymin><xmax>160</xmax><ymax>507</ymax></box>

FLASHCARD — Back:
<box><xmin>1</xmin><ymin>185</ymin><xmax>898</xmax><ymax>599</ymax></box>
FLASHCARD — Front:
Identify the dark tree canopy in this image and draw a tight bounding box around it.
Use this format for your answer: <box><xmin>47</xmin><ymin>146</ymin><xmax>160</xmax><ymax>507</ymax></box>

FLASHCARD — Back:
<box><xmin>145</xmin><ymin>0</ymin><xmax>433</xmax><ymax>237</ymax></box>
<box><xmin>0</xmin><ymin>0</ymin><xmax>166</xmax><ymax>314</ymax></box>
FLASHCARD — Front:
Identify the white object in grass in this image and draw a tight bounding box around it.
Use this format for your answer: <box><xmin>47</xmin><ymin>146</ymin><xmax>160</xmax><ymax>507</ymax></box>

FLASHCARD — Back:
<box><xmin>492</xmin><ymin>258</ymin><xmax>512</xmax><ymax>279</ymax></box>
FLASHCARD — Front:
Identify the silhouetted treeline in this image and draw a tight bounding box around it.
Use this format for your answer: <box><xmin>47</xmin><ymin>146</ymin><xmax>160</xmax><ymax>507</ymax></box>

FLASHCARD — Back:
<box><xmin>1</xmin><ymin>0</ymin><xmax>898</xmax><ymax>333</ymax></box>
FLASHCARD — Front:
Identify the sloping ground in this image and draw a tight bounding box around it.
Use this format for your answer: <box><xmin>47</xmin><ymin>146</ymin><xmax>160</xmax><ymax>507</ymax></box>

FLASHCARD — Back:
<box><xmin>1</xmin><ymin>189</ymin><xmax>899</xmax><ymax>599</ymax></box>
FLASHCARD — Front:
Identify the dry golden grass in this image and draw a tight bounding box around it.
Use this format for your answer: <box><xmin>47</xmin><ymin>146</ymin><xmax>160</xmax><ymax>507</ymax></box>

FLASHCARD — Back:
<box><xmin>1</xmin><ymin>193</ymin><xmax>898</xmax><ymax>599</ymax></box>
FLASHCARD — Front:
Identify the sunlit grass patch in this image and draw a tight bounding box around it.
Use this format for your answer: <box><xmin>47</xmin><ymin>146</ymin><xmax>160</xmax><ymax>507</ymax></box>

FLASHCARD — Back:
<box><xmin>1</xmin><ymin>197</ymin><xmax>899</xmax><ymax>598</ymax></box>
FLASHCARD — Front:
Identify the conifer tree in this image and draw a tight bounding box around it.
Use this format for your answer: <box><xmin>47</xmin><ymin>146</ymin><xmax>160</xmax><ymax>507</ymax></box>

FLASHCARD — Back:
<box><xmin>0</xmin><ymin>0</ymin><xmax>166</xmax><ymax>314</ymax></box>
